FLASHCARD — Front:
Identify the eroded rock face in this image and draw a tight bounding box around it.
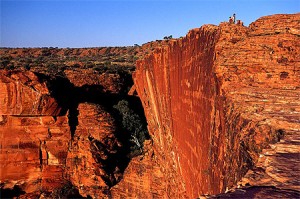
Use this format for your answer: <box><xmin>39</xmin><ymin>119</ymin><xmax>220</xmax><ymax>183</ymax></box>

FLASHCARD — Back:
<box><xmin>110</xmin><ymin>140</ymin><xmax>179</xmax><ymax>198</ymax></box>
<box><xmin>64</xmin><ymin>69</ymin><xmax>131</xmax><ymax>94</ymax></box>
<box><xmin>67</xmin><ymin>103</ymin><xmax>123</xmax><ymax>198</ymax></box>
<box><xmin>211</xmin><ymin>14</ymin><xmax>300</xmax><ymax>196</ymax></box>
<box><xmin>133</xmin><ymin>13</ymin><xmax>299</xmax><ymax>198</ymax></box>
<box><xmin>0</xmin><ymin>71</ymin><xmax>70</xmax><ymax>195</ymax></box>
<box><xmin>0</xmin><ymin>70</ymin><xmax>62</xmax><ymax>115</ymax></box>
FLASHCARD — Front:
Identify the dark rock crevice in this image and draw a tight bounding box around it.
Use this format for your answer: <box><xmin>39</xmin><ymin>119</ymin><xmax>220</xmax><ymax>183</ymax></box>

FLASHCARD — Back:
<box><xmin>0</xmin><ymin>185</ymin><xmax>26</xmax><ymax>198</ymax></box>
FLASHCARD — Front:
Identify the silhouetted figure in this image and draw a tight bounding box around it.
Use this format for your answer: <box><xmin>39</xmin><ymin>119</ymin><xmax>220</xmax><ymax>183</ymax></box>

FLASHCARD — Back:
<box><xmin>232</xmin><ymin>13</ymin><xmax>236</xmax><ymax>23</ymax></box>
<box><xmin>229</xmin><ymin>14</ymin><xmax>237</xmax><ymax>24</ymax></box>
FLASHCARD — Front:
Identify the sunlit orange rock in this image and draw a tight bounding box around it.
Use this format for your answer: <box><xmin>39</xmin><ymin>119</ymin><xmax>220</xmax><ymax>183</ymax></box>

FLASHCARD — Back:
<box><xmin>133</xmin><ymin>13</ymin><xmax>299</xmax><ymax>198</ymax></box>
<box><xmin>0</xmin><ymin>71</ymin><xmax>69</xmax><ymax>195</ymax></box>
<box><xmin>66</xmin><ymin>103</ymin><xmax>123</xmax><ymax>198</ymax></box>
<box><xmin>64</xmin><ymin>69</ymin><xmax>129</xmax><ymax>93</ymax></box>
<box><xmin>0</xmin><ymin>70</ymin><xmax>61</xmax><ymax>116</ymax></box>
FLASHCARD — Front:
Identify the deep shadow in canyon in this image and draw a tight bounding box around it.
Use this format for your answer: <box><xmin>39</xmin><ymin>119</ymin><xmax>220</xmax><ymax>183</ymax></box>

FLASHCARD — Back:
<box><xmin>35</xmin><ymin>71</ymin><xmax>149</xmax><ymax>189</ymax></box>
<box><xmin>0</xmin><ymin>185</ymin><xmax>26</xmax><ymax>198</ymax></box>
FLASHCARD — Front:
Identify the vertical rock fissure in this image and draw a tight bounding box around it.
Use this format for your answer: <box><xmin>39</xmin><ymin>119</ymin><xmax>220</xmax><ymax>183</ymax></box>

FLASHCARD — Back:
<box><xmin>38</xmin><ymin>139</ymin><xmax>43</xmax><ymax>168</ymax></box>
<box><xmin>68</xmin><ymin>102</ymin><xmax>79</xmax><ymax>139</ymax></box>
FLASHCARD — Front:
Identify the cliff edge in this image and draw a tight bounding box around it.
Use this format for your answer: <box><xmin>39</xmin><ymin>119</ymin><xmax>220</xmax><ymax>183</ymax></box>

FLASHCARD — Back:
<box><xmin>132</xmin><ymin>13</ymin><xmax>299</xmax><ymax>198</ymax></box>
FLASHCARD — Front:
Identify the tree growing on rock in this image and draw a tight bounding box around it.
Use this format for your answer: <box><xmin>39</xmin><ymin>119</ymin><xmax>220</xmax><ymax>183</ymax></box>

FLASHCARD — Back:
<box><xmin>113</xmin><ymin>100</ymin><xmax>149</xmax><ymax>158</ymax></box>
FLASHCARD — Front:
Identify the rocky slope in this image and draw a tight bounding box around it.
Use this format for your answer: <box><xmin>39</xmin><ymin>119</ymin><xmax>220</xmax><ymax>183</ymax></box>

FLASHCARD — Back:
<box><xmin>0</xmin><ymin>13</ymin><xmax>299</xmax><ymax>198</ymax></box>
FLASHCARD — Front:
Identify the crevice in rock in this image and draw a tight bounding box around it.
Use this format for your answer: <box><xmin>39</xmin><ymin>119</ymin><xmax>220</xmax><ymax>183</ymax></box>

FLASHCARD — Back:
<box><xmin>0</xmin><ymin>115</ymin><xmax>7</xmax><ymax>125</ymax></box>
<box><xmin>39</xmin><ymin>140</ymin><xmax>43</xmax><ymax>167</ymax></box>
<box><xmin>68</xmin><ymin>101</ymin><xmax>79</xmax><ymax>139</ymax></box>
<box><xmin>35</xmin><ymin>73</ymin><xmax>80</xmax><ymax>139</ymax></box>
<box><xmin>42</xmin><ymin>181</ymin><xmax>89</xmax><ymax>198</ymax></box>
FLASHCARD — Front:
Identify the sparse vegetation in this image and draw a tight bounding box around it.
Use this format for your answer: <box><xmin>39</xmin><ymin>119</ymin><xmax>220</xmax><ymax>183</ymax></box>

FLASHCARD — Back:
<box><xmin>163</xmin><ymin>35</ymin><xmax>173</xmax><ymax>40</ymax></box>
<box><xmin>50</xmin><ymin>182</ymin><xmax>84</xmax><ymax>199</ymax></box>
<box><xmin>0</xmin><ymin>46</ymin><xmax>141</xmax><ymax>77</ymax></box>
<box><xmin>0</xmin><ymin>41</ymin><xmax>173</xmax><ymax>76</ymax></box>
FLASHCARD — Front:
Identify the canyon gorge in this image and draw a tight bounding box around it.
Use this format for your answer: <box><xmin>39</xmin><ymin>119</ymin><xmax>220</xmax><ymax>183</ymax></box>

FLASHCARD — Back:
<box><xmin>0</xmin><ymin>13</ymin><xmax>299</xmax><ymax>198</ymax></box>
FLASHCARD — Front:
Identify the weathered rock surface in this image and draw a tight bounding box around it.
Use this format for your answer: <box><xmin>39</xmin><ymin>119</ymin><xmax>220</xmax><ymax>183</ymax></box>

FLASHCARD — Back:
<box><xmin>0</xmin><ymin>70</ymin><xmax>70</xmax><ymax>195</ymax></box>
<box><xmin>209</xmin><ymin>14</ymin><xmax>300</xmax><ymax>198</ymax></box>
<box><xmin>209</xmin><ymin>186</ymin><xmax>300</xmax><ymax>199</ymax></box>
<box><xmin>110</xmin><ymin>139</ymin><xmax>186</xmax><ymax>198</ymax></box>
<box><xmin>0</xmin><ymin>70</ymin><xmax>62</xmax><ymax>115</ymax></box>
<box><xmin>64</xmin><ymin>69</ymin><xmax>131</xmax><ymax>94</ymax></box>
<box><xmin>0</xmin><ymin>69</ymin><xmax>139</xmax><ymax>198</ymax></box>
<box><xmin>66</xmin><ymin>103</ymin><xmax>124</xmax><ymax>198</ymax></box>
<box><xmin>133</xmin><ymin>13</ymin><xmax>299</xmax><ymax>198</ymax></box>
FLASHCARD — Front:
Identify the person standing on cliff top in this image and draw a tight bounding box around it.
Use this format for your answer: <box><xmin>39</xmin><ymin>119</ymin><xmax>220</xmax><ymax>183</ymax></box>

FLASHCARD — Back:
<box><xmin>232</xmin><ymin>13</ymin><xmax>236</xmax><ymax>24</ymax></box>
<box><xmin>229</xmin><ymin>14</ymin><xmax>236</xmax><ymax>24</ymax></box>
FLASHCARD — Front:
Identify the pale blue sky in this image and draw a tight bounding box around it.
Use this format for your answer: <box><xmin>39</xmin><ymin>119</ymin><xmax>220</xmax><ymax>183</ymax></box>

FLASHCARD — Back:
<box><xmin>1</xmin><ymin>0</ymin><xmax>299</xmax><ymax>47</ymax></box>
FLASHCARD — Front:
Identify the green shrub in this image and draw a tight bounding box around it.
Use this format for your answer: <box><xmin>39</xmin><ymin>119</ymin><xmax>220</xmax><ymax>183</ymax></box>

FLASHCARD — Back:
<box><xmin>163</xmin><ymin>35</ymin><xmax>173</xmax><ymax>40</ymax></box>
<box><xmin>113</xmin><ymin>100</ymin><xmax>149</xmax><ymax>157</ymax></box>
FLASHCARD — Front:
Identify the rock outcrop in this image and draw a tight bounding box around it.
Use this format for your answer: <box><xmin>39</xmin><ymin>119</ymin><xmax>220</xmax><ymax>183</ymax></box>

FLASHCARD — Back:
<box><xmin>66</xmin><ymin>103</ymin><xmax>120</xmax><ymax>198</ymax></box>
<box><xmin>0</xmin><ymin>70</ymin><xmax>70</xmax><ymax>196</ymax></box>
<box><xmin>0</xmin><ymin>13</ymin><xmax>299</xmax><ymax>199</ymax></box>
<box><xmin>0</xmin><ymin>68</ymin><xmax>147</xmax><ymax>198</ymax></box>
<box><xmin>133</xmin><ymin>13</ymin><xmax>299</xmax><ymax>198</ymax></box>
<box><xmin>0</xmin><ymin>70</ymin><xmax>62</xmax><ymax>116</ymax></box>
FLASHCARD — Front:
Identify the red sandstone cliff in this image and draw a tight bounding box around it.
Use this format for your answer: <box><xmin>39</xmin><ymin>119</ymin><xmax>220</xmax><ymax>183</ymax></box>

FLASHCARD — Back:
<box><xmin>0</xmin><ymin>70</ymin><xmax>70</xmax><ymax>196</ymax></box>
<box><xmin>131</xmin><ymin>13</ymin><xmax>299</xmax><ymax>198</ymax></box>
<box><xmin>0</xmin><ymin>13</ymin><xmax>299</xmax><ymax>199</ymax></box>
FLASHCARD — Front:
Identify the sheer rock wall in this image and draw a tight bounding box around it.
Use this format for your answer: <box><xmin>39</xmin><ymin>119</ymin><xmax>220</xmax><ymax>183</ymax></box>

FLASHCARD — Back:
<box><xmin>133</xmin><ymin>13</ymin><xmax>299</xmax><ymax>198</ymax></box>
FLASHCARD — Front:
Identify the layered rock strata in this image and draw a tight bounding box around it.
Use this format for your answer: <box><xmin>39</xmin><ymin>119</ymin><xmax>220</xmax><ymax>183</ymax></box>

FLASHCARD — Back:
<box><xmin>0</xmin><ymin>71</ymin><xmax>70</xmax><ymax>195</ymax></box>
